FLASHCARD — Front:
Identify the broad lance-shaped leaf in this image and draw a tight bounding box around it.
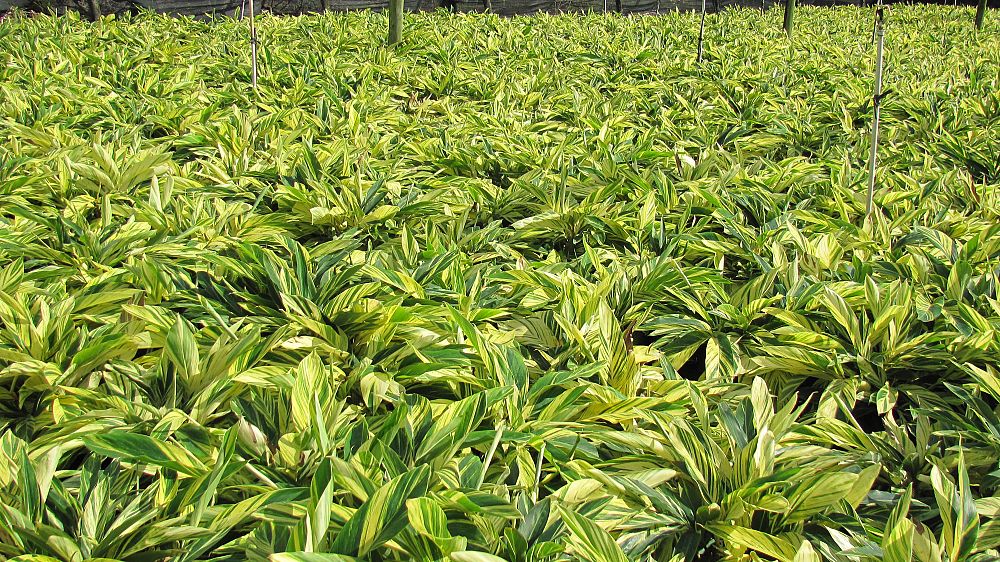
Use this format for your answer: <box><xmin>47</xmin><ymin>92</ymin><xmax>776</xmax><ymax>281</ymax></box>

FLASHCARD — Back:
<box><xmin>270</xmin><ymin>554</ymin><xmax>358</xmax><ymax>562</ymax></box>
<box><xmin>304</xmin><ymin>457</ymin><xmax>336</xmax><ymax>551</ymax></box>
<box><xmin>165</xmin><ymin>314</ymin><xmax>200</xmax><ymax>381</ymax></box>
<box><xmin>705</xmin><ymin>524</ymin><xmax>799</xmax><ymax>561</ymax></box>
<box><xmin>705</xmin><ymin>332</ymin><xmax>738</xmax><ymax>379</ymax></box>
<box><xmin>186</xmin><ymin>426</ymin><xmax>239</xmax><ymax>526</ymax></box>
<box><xmin>750</xmin><ymin>376</ymin><xmax>774</xmax><ymax>432</ymax></box>
<box><xmin>555</xmin><ymin>503</ymin><xmax>628</xmax><ymax>562</ymax></box>
<box><xmin>883</xmin><ymin>485</ymin><xmax>914</xmax><ymax>562</ymax></box>
<box><xmin>597</xmin><ymin>300</ymin><xmax>639</xmax><ymax>396</ymax></box>
<box><xmin>83</xmin><ymin>432</ymin><xmax>207</xmax><ymax>476</ymax></box>
<box><xmin>931</xmin><ymin>456</ymin><xmax>979</xmax><ymax>562</ymax></box>
<box><xmin>414</xmin><ymin>392</ymin><xmax>487</xmax><ymax>470</ymax></box>
<box><xmin>17</xmin><ymin>449</ymin><xmax>41</xmax><ymax>524</ymax></box>
<box><xmin>179</xmin><ymin>488</ymin><xmax>310</xmax><ymax>562</ymax></box>
<box><xmin>329</xmin><ymin>464</ymin><xmax>432</xmax><ymax>557</ymax></box>
<box><xmin>407</xmin><ymin>497</ymin><xmax>450</xmax><ymax>542</ymax></box>
<box><xmin>407</xmin><ymin>496</ymin><xmax>466</xmax><ymax>556</ymax></box>
<box><xmin>784</xmin><ymin>471</ymin><xmax>860</xmax><ymax>521</ymax></box>
<box><xmin>450</xmin><ymin>553</ymin><xmax>509</xmax><ymax>562</ymax></box>
<box><xmin>291</xmin><ymin>352</ymin><xmax>336</xmax><ymax>437</ymax></box>
<box><xmin>845</xmin><ymin>464</ymin><xmax>882</xmax><ymax>509</ymax></box>
<box><xmin>793</xmin><ymin>540</ymin><xmax>821</xmax><ymax>562</ymax></box>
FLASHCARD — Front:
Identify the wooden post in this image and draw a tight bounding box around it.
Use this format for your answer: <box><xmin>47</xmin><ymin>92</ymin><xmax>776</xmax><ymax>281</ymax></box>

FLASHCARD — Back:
<box><xmin>866</xmin><ymin>6</ymin><xmax>885</xmax><ymax>219</ymax></box>
<box><xmin>249</xmin><ymin>0</ymin><xmax>258</xmax><ymax>90</ymax></box>
<box><xmin>697</xmin><ymin>0</ymin><xmax>707</xmax><ymax>63</ymax></box>
<box><xmin>783</xmin><ymin>0</ymin><xmax>794</xmax><ymax>37</ymax></box>
<box><xmin>976</xmin><ymin>0</ymin><xmax>987</xmax><ymax>30</ymax></box>
<box><xmin>615</xmin><ymin>0</ymin><xmax>622</xmax><ymax>12</ymax></box>
<box><xmin>87</xmin><ymin>0</ymin><xmax>101</xmax><ymax>21</ymax></box>
<box><xmin>388</xmin><ymin>0</ymin><xmax>403</xmax><ymax>46</ymax></box>
<box><xmin>321</xmin><ymin>0</ymin><xmax>330</xmax><ymax>11</ymax></box>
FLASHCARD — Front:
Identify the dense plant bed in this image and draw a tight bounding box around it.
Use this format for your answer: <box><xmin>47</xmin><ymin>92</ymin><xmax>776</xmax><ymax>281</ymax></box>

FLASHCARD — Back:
<box><xmin>1</xmin><ymin>6</ymin><xmax>999</xmax><ymax>561</ymax></box>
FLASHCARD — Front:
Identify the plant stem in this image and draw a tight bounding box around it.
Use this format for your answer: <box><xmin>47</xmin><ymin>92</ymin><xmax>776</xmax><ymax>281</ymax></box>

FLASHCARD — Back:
<box><xmin>477</xmin><ymin>422</ymin><xmax>505</xmax><ymax>490</ymax></box>
<box><xmin>532</xmin><ymin>442</ymin><xmax>546</xmax><ymax>504</ymax></box>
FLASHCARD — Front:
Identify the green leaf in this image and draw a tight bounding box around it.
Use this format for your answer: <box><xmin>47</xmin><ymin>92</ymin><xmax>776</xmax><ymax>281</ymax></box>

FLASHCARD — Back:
<box><xmin>165</xmin><ymin>314</ymin><xmax>200</xmax><ymax>380</ymax></box>
<box><xmin>17</xmin><ymin>450</ymin><xmax>40</xmax><ymax>523</ymax></box>
<box><xmin>705</xmin><ymin>333</ymin><xmax>738</xmax><ymax>379</ymax></box>
<box><xmin>329</xmin><ymin>465</ymin><xmax>432</xmax><ymax>557</ymax></box>
<box><xmin>883</xmin><ymin>486</ymin><xmax>914</xmax><ymax>562</ymax></box>
<box><xmin>706</xmin><ymin>524</ymin><xmax>799</xmax><ymax>561</ymax></box>
<box><xmin>407</xmin><ymin>496</ymin><xmax>450</xmax><ymax>541</ymax></box>
<box><xmin>414</xmin><ymin>393</ymin><xmax>487</xmax><ymax>470</ymax></box>
<box><xmin>793</xmin><ymin>540</ymin><xmax>821</xmax><ymax>562</ymax></box>
<box><xmin>785</xmin><ymin>472</ymin><xmax>859</xmax><ymax>521</ymax></box>
<box><xmin>931</xmin><ymin>455</ymin><xmax>979</xmax><ymax>562</ymax></box>
<box><xmin>83</xmin><ymin>432</ymin><xmax>207</xmax><ymax>476</ymax></box>
<box><xmin>270</xmin><ymin>554</ymin><xmax>358</xmax><ymax>562</ymax></box>
<box><xmin>408</xmin><ymin>496</ymin><xmax>464</xmax><ymax>555</ymax></box>
<box><xmin>555</xmin><ymin>503</ymin><xmax>628</xmax><ymax>562</ymax></box>
<box><xmin>876</xmin><ymin>383</ymin><xmax>898</xmax><ymax>415</ymax></box>
<box><xmin>450</xmin><ymin>552</ymin><xmax>509</xmax><ymax>562</ymax></box>
<box><xmin>844</xmin><ymin>464</ymin><xmax>882</xmax><ymax>509</ymax></box>
<box><xmin>188</xmin><ymin>426</ymin><xmax>238</xmax><ymax>526</ymax></box>
<box><xmin>307</xmin><ymin>458</ymin><xmax>336</xmax><ymax>551</ymax></box>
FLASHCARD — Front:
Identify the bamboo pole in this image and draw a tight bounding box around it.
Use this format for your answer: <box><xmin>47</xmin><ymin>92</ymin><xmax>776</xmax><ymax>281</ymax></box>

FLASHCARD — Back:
<box><xmin>697</xmin><ymin>0</ymin><xmax>707</xmax><ymax>63</ymax></box>
<box><xmin>249</xmin><ymin>0</ymin><xmax>258</xmax><ymax>90</ymax></box>
<box><xmin>866</xmin><ymin>6</ymin><xmax>885</xmax><ymax>219</ymax></box>
<box><xmin>783</xmin><ymin>0</ymin><xmax>793</xmax><ymax>37</ymax></box>
<box><xmin>976</xmin><ymin>0</ymin><xmax>987</xmax><ymax>30</ymax></box>
<box><xmin>388</xmin><ymin>0</ymin><xmax>403</xmax><ymax>45</ymax></box>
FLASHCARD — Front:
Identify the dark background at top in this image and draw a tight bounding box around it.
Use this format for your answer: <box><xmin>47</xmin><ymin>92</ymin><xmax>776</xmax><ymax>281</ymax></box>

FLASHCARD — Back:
<box><xmin>1</xmin><ymin>0</ymin><xmax>996</xmax><ymax>26</ymax></box>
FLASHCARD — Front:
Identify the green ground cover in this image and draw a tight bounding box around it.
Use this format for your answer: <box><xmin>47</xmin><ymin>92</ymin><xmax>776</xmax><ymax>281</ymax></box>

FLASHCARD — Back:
<box><xmin>1</xmin><ymin>6</ymin><xmax>999</xmax><ymax>561</ymax></box>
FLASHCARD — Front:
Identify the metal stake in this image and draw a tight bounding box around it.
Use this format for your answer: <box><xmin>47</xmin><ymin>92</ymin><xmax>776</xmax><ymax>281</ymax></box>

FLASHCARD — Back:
<box><xmin>697</xmin><ymin>0</ymin><xmax>707</xmax><ymax>63</ymax></box>
<box><xmin>249</xmin><ymin>0</ymin><xmax>258</xmax><ymax>90</ymax></box>
<box><xmin>866</xmin><ymin>6</ymin><xmax>885</xmax><ymax>219</ymax></box>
